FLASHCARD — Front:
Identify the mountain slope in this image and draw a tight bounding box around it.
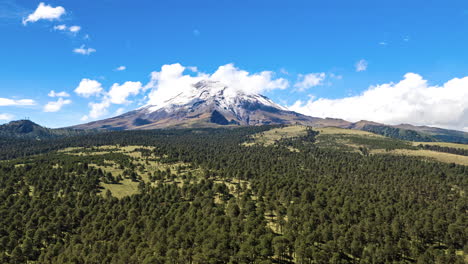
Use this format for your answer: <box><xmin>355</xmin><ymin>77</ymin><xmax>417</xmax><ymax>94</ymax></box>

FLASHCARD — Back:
<box><xmin>73</xmin><ymin>80</ymin><xmax>351</xmax><ymax>130</ymax></box>
<box><xmin>346</xmin><ymin>121</ymin><xmax>468</xmax><ymax>144</ymax></box>
<box><xmin>0</xmin><ymin>120</ymin><xmax>96</xmax><ymax>140</ymax></box>
<box><xmin>71</xmin><ymin>80</ymin><xmax>468</xmax><ymax>144</ymax></box>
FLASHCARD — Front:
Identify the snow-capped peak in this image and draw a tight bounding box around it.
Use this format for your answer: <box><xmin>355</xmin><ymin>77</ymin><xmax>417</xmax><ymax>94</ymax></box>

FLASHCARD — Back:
<box><xmin>143</xmin><ymin>80</ymin><xmax>288</xmax><ymax>113</ymax></box>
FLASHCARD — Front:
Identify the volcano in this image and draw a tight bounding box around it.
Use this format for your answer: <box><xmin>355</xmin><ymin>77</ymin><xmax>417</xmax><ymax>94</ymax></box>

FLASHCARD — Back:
<box><xmin>72</xmin><ymin>80</ymin><xmax>350</xmax><ymax>130</ymax></box>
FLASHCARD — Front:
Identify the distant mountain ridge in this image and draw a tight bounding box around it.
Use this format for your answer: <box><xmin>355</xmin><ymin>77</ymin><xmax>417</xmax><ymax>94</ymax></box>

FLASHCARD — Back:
<box><xmin>69</xmin><ymin>80</ymin><xmax>468</xmax><ymax>144</ymax></box>
<box><xmin>72</xmin><ymin>80</ymin><xmax>350</xmax><ymax>130</ymax></box>
<box><xmin>0</xmin><ymin>120</ymin><xmax>96</xmax><ymax>140</ymax></box>
<box><xmin>2</xmin><ymin>81</ymin><xmax>466</xmax><ymax>144</ymax></box>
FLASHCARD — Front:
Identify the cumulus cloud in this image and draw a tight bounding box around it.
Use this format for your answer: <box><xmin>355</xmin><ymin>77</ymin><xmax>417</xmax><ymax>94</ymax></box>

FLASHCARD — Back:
<box><xmin>88</xmin><ymin>99</ymin><xmax>111</xmax><ymax>119</ymax></box>
<box><xmin>0</xmin><ymin>98</ymin><xmax>35</xmax><ymax>106</ymax></box>
<box><xmin>74</xmin><ymin>79</ymin><xmax>103</xmax><ymax>97</ymax></box>
<box><xmin>43</xmin><ymin>98</ymin><xmax>71</xmax><ymax>112</ymax></box>
<box><xmin>23</xmin><ymin>2</ymin><xmax>65</xmax><ymax>25</ymax></box>
<box><xmin>355</xmin><ymin>59</ymin><xmax>368</xmax><ymax>72</ymax></box>
<box><xmin>108</xmin><ymin>81</ymin><xmax>143</xmax><ymax>104</ymax></box>
<box><xmin>0</xmin><ymin>113</ymin><xmax>14</xmax><ymax>121</ymax></box>
<box><xmin>289</xmin><ymin>73</ymin><xmax>468</xmax><ymax>131</ymax></box>
<box><xmin>80</xmin><ymin>80</ymin><xmax>142</xmax><ymax>120</ymax></box>
<box><xmin>115</xmin><ymin>66</ymin><xmax>126</xmax><ymax>71</ymax></box>
<box><xmin>48</xmin><ymin>90</ymin><xmax>70</xmax><ymax>97</ymax></box>
<box><xmin>73</xmin><ymin>45</ymin><xmax>96</xmax><ymax>55</ymax></box>
<box><xmin>145</xmin><ymin>63</ymin><xmax>289</xmax><ymax>107</ymax></box>
<box><xmin>294</xmin><ymin>73</ymin><xmax>326</xmax><ymax>91</ymax></box>
<box><xmin>211</xmin><ymin>64</ymin><xmax>289</xmax><ymax>93</ymax></box>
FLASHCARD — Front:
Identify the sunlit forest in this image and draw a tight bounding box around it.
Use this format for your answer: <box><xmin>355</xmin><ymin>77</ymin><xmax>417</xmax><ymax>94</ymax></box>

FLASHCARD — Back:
<box><xmin>0</xmin><ymin>126</ymin><xmax>466</xmax><ymax>263</ymax></box>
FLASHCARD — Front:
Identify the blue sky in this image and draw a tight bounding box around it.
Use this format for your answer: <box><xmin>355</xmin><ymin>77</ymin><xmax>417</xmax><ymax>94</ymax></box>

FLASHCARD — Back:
<box><xmin>1</xmin><ymin>0</ymin><xmax>468</xmax><ymax>130</ymax></box>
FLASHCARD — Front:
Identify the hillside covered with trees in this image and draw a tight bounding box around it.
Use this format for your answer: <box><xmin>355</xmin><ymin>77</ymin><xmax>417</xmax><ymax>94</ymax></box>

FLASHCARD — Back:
<box><xmin>0</xmin><ymin>126</ymin><xmax>466</xmax><ymax>263</ymax></box>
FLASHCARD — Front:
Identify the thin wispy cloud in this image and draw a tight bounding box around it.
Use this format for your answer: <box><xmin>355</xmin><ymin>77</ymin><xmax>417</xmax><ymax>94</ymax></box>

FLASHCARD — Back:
<box><xmin>355</xmin><ymin>59</ymin><xmax>368</xmax><ymax>72</ymax></box>
<box><xmin>294</xmin><ymin>73</ymin><xmax>326</xmax><ymax>91</ymax></box>
<box><xmin>115</xmin><ymin>66</ymin><xmax>126</xmax><ymax>71</ymax></box>
<box><xmin>55</xmin><ymin>25</ymin><xmax>81</xmax><ymax>33</ymax></box>
<box><xmin>53</xmin><ymin>24</ymin><xmax>67</xmax><ymax>31</ymax></box>
<box><xmin>0</xmin><ymin>98</ymin><xmax>36</xmax><ymax>106</ymax></box>
<box><xmin>73</xmin><ymin>45</ymin><xmax>96</xmax><ymax>55</ymax></box>
<box><xmin>0</xmin><ymin>113</ymin><xmax>14</xmax><ymax>121</ymax></box>
<box><xmin>48</xmin><ymin>90</ymin><xmax>70</xmax><ymax>97</ymax></box>
<box><xmin>0</xmin><ymin>0</ymin><xmax>27</xmax><ymax>20</ymax></box>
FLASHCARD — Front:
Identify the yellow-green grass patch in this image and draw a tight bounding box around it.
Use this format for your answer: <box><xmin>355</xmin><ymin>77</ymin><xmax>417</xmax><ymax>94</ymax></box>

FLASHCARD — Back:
<box><xmin>244</xmin><ymin>125</ymin><xmax>308</xmax><ymax>146</ymax></box>
<box><xmin>315</xmin><ymin>127</ymin><xmax>385</xmax><ymax>137</ymax></box>
<box><xmin>411</xmin><ymin>141</ymin><xmax>468</xmax><ymax>150</ymax></box>
<box><xmin>101</xmin><ymin>179</ymin><xmax>140</xmax><ymax>199</ymax></box>
<box><xmin>372</xmin><ymin>149</ymin><xmax>468</xmax><ymax>166</ymax></box>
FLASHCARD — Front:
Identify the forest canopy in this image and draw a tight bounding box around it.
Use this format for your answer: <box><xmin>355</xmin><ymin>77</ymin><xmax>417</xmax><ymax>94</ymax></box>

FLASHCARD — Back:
<box><xmin>0</xmin><ymin>126</ymin><xmax>466</xmax><ymax>263</ymax></box>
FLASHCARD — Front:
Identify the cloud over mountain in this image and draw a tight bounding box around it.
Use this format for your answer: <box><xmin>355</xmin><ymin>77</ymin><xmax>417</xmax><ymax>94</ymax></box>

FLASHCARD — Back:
<box><xmin>290</xmin><ymin>73</ymin><xmax>468</xmax><ymax>131</ymax></box>
<box><xmin>74</xmin><ymin>79</ymin><xmax>103</xmax><ymax>98</ymax></box>
<box><xmin>145</xmin><ymin>63</ymin><xmax>288</xmax><ymax>108</ymax></box>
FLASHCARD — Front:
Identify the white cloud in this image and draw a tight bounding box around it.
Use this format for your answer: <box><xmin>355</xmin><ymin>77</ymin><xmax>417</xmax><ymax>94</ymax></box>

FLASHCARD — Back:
<box><xmin>23</xmin><ymin>2</ymin><xmax>66</xmax><ymax>25</ymax></box>
<box><xmin>48</xmin><ymin>90</ymin><xmax>70</xmax><ymax>97</ymax></box>
<box><xmin>289</xmin><ymin>73</ymin><xmax>468</xmax><ymax>131</ymax></box>
<box><xmin>187</xmin><ymin>66</ymin><xmax>198</xmax><ymax>72</ymax></box>
<box><xmin>0</xmin><ymin>113</ymin><xmax>14</xmax><ymax>121</ymax></box>
<box><xmin>74</xmin><ymin>79</ymin><xmax>103</xmax><ymax>97</ymax></box>
<box><xmin>379</xmin><ymin>41</ymin><xmax>388</xmax><ymax>46</ymax></box>
<box><xmin>81</xmin><ymin>80</ymin><xmax>142</xmax><ymax>120</ymax></box>
<box><xmin>330</xmin><ymin>73</ymin><xmax>343</xmax><ymax>80</ymax></box>
<box><xmin>88</xmin><ymin>99</ymin><xmax>111</xmax><ymax>119</ymax></box>
<box><xmin>0</xmin><ymin>98</ymin><xmax>36</xmax><ymax>106</ymax></box>
<box><xmin>43</xmin><ymin>98</ymin><xmax>71</xmax><ymax>112</ymax></box>
<box><xmin>115</xmin><ymin>66</ymin><xmax>126</xmax><ymax>71</ymax></box>
<box><xmin>108</xmin><ymin>81</ymin><xmax>143</xmax><ymax>104</ymax></box>
<box><xmin>355</xmin><ymin>59</ymin><xmax>368</xmax><ymax>72</ymax></box>
<box><xmin>280</xmin><ymin>68</ymin><xmax>290</xmax><ymax>75</ymax></box>
<box><xmin>115</xmin><ymin>107</ymin><xmax>125</xmax><ymax>116</ymax></box>
<box><xmin>210</xmin><ymin>64</ymin><xmax>289</xmax><ymax>93</ymax></box>
<box><xmin>53</xmin><ymin>24</ymin><xmax>66</xmax><ymax>31</ymax></box>
<box><xmin>80</xmin><ymin>115</ymin><xmax>89</xmax><ymax>121</ymax></box>
<box><xmin>73</xmin><ymin>45</ymin><xmax>96</xmax><ymax>55</ymax></box>
<box><xmin>69</xmin><ymin>25</ymin><xmax>81</xmax><ymax>33</ymax></box>
<box><xmin>53</xmin><ymin>24</ymin><xmax>80</xmax><ymax>34</ymax></box>
<box><xmin>294</xmin><ymin>73</ymin><xmax>326</xmax><ymax>91</ymax></box>
<box><xmin>145</xmin><ymin>63</ymin><xmax>289</xmax><ymax>107</ymax></box>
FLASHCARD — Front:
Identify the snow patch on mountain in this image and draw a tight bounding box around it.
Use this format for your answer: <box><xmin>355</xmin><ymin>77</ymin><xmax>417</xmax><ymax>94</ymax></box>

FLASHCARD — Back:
<box><xmin>143</xmin><ymin>80</ymin><xmax>288</xmax><ymax>114</ymax></box>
